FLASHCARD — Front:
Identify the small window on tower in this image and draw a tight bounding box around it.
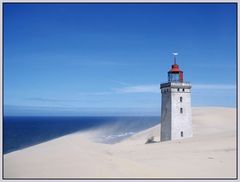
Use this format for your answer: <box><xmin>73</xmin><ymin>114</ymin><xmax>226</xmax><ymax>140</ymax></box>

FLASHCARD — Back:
<box><xmin>177</xmin><ymin>88</ymin><xmax>180</xmax><ymax>92</ymax></box>
<box><xmin>180</xmin><ymin>108</ymin><xmax>183</xmax><ymax>113</ymax></box>
<box><xmin>181</xmin><ymin>131</ymin><xmax>183</xmax><ymax>137</ymax></box>
<box><xmin>183</xmin><ymin>88</ymin><xmax>185</xmax><ymax>92</ymax></box>
<box><xmin>180</xmin><ymin>97</ymin><xmax>183</xmax><ymax>102</ymax></box>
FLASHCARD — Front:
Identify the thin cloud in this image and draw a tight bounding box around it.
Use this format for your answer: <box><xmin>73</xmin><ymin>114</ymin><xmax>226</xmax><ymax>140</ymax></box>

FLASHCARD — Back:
<box><xmin>193</xmin><ymin>84</ymin><xmax>236</xmax><ymax>90</ymax></box>
<box><xmin>77</xmin><ymin>91</ymin><xmax>114</xmax><ymax>96</ymax></box>
<box><xmin>111</xmin><ymin>80</ymin><xmax>129</xmax><ymax>86</ymax></box>
<box><xmin>26</xmin><ymin>84</ymin><xmax>236</xmax><ymax>104</ymax></box>
<box><xmin>26</xmin><ymin>97</ymin><xmax>74</xmax><ymax>102</ymax></box>
<box><xmin>114</xmin><ymin>84</ymin><xmax>159</xmax><ymax>93</ymax></box>
<box><xmin>27</xmin><ymin>92</ymin><xmax>113</xmax><ymax>103</ymax></box>
<box><xmin>114</xmin><ymin>83</ymin><xmax>236</xmax><ymax>94</ymax></box>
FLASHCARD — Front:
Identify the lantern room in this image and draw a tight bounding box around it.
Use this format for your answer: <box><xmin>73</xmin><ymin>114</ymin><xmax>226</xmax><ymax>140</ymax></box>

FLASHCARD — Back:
<box><xmin>168</xmin><ymin>53</ymin><xmax>183</xmax><ymax>82</ymax></box>
<box><xmin>168</xmin><ymin>64</ymin><xmax>183</xmax><ymax>82</ymax></box>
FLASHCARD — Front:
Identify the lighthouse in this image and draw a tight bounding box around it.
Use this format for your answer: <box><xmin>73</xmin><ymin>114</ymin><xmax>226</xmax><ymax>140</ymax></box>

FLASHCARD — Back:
<box><xmin>160</xmin><ymin>53</ymin><xmax>192</xmax><ymax>141</ymax></box>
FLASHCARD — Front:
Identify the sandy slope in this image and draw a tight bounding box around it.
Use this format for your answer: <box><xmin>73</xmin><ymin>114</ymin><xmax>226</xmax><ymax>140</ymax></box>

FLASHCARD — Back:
<box><xmin>4</xmin><ymin>107</ymin><xmax>237</xmax><ymax>178</ymax></box>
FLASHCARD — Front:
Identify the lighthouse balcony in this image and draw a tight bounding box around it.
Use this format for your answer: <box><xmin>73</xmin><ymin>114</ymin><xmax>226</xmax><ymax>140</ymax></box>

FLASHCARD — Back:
<box><xmin>160</xmin><ymin>81</ymin><xmax>191</xmax><ymax>89</ymax></box>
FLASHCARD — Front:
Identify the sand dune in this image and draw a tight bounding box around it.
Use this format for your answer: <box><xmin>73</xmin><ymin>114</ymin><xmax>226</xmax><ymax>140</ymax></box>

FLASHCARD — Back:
<box><xmin>4</xmin><ymin>107</ymin><xmax>237</xmax><ymax>178</ymax></box>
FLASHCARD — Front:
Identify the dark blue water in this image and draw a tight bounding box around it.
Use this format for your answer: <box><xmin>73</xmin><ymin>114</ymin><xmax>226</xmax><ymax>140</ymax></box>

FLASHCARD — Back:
<box><xmin>3</xmin><ymin>116</ymin><xmax>160</xmax><ymax>154</ymax></box>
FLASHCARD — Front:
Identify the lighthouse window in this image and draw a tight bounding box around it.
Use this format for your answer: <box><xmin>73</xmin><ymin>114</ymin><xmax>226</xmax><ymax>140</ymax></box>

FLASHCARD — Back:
<box><xmin>180</xmin><ymin>97</ymin><xmax>183</xmax><ymax>102</ymax></box>
<box><xmin>180</xmin><ymin>108</ymin><xmax>183</xmax><ymax>113</ymax></box>
<box><xmin>177</xmin><ymin>88</ymin><xmax>180</xmax><ymax>92</ymax></box>
<box><xmin>183</xmin><ymin>88</ymin><xmax>185</xmax><ymax>92</ymax></box>
<box><xmin>181</xmin><ymin>131</ymin><xmax>183</xmax><ymax>137</ymax></box>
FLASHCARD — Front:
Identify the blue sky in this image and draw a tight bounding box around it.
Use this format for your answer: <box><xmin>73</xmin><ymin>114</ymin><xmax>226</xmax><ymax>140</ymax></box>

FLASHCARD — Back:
<box><xmin>4</xmin><ymin>3</ymin><xmax>236</xmax><ymax>116</ymax></box>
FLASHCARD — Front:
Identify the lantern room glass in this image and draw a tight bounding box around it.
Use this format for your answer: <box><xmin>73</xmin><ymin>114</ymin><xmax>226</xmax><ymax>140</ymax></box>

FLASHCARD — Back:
<box><xmin>168</xmin><ymin>72</ymin><xmax>180</xmax><ymax>82</ymax></box>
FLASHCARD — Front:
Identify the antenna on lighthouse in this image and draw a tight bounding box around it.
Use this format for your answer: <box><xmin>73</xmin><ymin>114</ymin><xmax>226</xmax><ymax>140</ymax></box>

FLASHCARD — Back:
<box><xmin>172</xmin><ymin>52</ymin><xmax>178</xmax><ymax>64</ymax></box>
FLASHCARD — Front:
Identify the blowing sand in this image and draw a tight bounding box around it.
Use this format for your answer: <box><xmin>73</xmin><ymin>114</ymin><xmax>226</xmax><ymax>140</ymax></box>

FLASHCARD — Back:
<box><xmin>4</xmin><ymin>107</ymin><xmax>237</xmax><ymax>178</ymax></box>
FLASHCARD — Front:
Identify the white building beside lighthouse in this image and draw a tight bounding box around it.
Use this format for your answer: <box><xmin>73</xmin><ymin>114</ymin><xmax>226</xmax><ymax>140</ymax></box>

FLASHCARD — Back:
<box><xmin>160</xmin><ymin>53</ymin><xmax>192</xmax><ymax>141</ymax></box>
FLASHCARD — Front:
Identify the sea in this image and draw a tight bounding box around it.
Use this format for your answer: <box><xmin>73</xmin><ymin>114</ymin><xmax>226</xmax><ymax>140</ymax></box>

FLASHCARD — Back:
<box><xmin>3</xmin><ymin>116</ymin><xmax>160</xmax><ymax>154</ymax></box>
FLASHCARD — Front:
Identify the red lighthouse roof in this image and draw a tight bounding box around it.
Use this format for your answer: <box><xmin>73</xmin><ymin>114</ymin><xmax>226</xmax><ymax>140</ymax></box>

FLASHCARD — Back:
<box><xmin>169</xmin><ymin>63</ymin><xmax>182</xmax><ymax>73</ymax></box>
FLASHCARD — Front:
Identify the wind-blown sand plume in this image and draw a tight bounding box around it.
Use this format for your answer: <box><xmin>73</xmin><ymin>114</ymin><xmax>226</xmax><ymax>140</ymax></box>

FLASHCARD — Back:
<box><xmin>4</xmin><ymin>107</ymin><xmax>236</xmax><ymax>178</ymax></box>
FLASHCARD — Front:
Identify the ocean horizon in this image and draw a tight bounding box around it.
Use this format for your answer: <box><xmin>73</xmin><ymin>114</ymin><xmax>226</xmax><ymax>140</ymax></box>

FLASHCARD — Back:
<box><xmin>3</xmin><ymin>116</ymin><xmax>160</xmax><ymax>154</ymax></box>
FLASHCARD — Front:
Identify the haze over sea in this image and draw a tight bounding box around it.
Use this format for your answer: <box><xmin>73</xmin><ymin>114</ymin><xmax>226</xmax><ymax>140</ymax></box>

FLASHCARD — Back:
<box><xmin>3</xmin><ymin>116</ymin><xmax>160</xmax><ymax>154</ymax></box>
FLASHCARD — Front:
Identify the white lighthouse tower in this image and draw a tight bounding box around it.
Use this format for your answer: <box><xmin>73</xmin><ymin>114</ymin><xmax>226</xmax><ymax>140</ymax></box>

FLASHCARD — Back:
<box><xmin>160</xmin><ymin>53</ymin><xmax>192</xmax><ymax>141</ymax></box>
